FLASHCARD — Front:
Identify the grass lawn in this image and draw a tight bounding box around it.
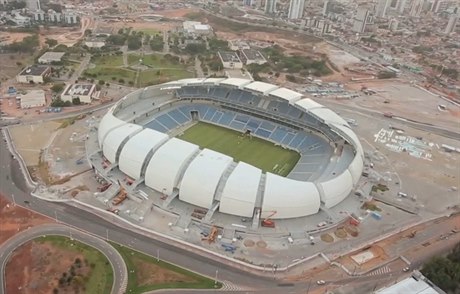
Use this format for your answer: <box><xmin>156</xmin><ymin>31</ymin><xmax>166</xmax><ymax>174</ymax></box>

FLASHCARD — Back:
<box><xmin>128</xmin><ymin>53</ymin><xmax>183</xmax><ymax>69</ymax></box>
<box><xmin>138</xmin><ymin>69</ymin><xmax>193</xmax><ymax>87</ymax></box>
<box><xmin>135</xmin><ymin>28</ymin><xmax>161</xmax><ymax>35</ymax></box>
<box><xmin>36</xmin><ymin>236</ymin><xmax>113</xmax><ymax>294</ymax></box>
<box><xmin>92</xmin><ymin>54</ymin><xmax>124</xmax><ymax>67</ymax></box>
<box><xmin>111</xmin><ymin>243</ymin><xmax>220</xmax><ymax>293</ymax></box>
<box><xmin>179</xmin><ymin>122</ymin><xmax>300</xmax><ymax>176</ymax></box>
<box><xmin>85</xmin><ymin>67</ymin><xmax>136</xmax><ymax>84</ymax></box>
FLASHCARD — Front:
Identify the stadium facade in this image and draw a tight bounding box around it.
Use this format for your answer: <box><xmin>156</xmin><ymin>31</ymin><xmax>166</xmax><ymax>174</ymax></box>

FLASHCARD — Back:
<box><xmin>97</xmin><ymin>78</ymin><xmax>364</xmax><ymax>220</ymax></box>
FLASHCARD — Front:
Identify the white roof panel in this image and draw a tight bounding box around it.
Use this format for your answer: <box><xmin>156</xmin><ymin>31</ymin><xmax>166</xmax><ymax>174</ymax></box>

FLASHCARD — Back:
<box><xmin>145</xmin><ymin>138</ymin><xmax>200</xmax><ymax>196</ymax></box>
<box><xmin>202</xmin><ymin>78</ymin><xmax>226</xmax><ymax>84</ymax></box>
<box><xmin>244</xmin><ymin>81</ymin><xmax>279</xmax><ymax>94</ymax></box>
<box><xmin>102</xmin><ymin>123</ymin><xmax>142</xmax><ymax>163</ymax></box>
<box><xmin>118</xmin><ymin>129</ymin><xmax>169</xmax><ymax>180</ymax></box>
<box><xmin>333</xmin><ymin>124</ymin><xmax>363</xmax><ymax>156</ymax></box>
<box><xmin>348</xmin><ymin>153</ymin><xmax>364</xmax><ymax>186</ymax></box>
<box><xmin>179</xmin><ymin>149</ymin><xmax>233</xmax><ymax>208</ymax></box>
<box><xmin>219</xmin><ymin>162</ymin><xmax>261</xmax><ymax>217</ymax></box>
<box><xmin>268</xmin><ymin>87</ymin><xmax>303</xmax><ymax>103</ymax></box>
<box><xmin>295</xmin><ymin>98</ymin><xmax>324</xmax><ymax>110</ymax></box>
<box><xmin>319</xmin><ymin>170</ymin><xmax>353</xmax><ymax>208</ymax></box>
<box><xmin>262</xmin><ymin>173</ymin><xmax>320</xmax><ymax>219</ymax></box>
<box><xmin>376</xmin><ymin>277</ymin><xmax>439</xmax><ymax>294</ymax></box>
<box><xmin>219</xmin><ymin>78</ymin><xmax>252</xmax><ymax>88</ymax></box>
<box><xmin>310</xmin><ymin>108</ymin><xmax>349</xmax><ymax>126</ymax></box>
<box><xmin>98</xmin><ymin>112</ymin><xmax>126</xmax><ymax>148</ymax></box>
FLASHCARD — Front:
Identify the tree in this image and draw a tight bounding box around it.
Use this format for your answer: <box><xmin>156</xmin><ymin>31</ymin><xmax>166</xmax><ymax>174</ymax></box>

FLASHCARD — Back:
<box><xmin>377</xmin><ymin>71</ymin><xmax>397</xmax><ymax>79</ymax></box>
<box><xmin>84</xmin><ymin>29</ymin><xmax>92</xmax><ymax>36</ymax></box>
<box><xmin>127</xmin><ymin>35</ymin><xmax>142</xmax><ymax>50</ymax></box>
<box><xmin>98</xmin><ymin>79</ymin><xmax>105</xmax><ymax>85</ymax></box>
<box><xmin>184</xmin><ymin>43</ymin><xmax>206</xmax><ymax>55</ymax></box>
<box><xmin>51</xmin><ymin>83</ymin><xmax>65</xmax><ymax>93</ymax></box>
<box><xmin>45</xmin><ymin>38</ymin><xmax>58</xmax><ymax>48</ymax></box>
<box><xmin>72</xmin><ymin>97</ymin><xmax>81</xmax><ymax>105</ymax></box>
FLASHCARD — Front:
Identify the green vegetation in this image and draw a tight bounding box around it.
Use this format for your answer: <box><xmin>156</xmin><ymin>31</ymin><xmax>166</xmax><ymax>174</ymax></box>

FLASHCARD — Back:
<box><xmin>149</xmin><ymin>34</ymin><xmax>164</xmax><ymax>51</ymax></box>
<box><xmin>412</xmin><ymin>45</ymin><xmax>433</xmax><ymax>54</ymax></box>
<box><xmin>377</xmin><ymin>71</ymin><xmax>397</xmax><ymax>79</ymax></box>
<box><xmin>84</xmin><ymin>54</ymin><xmax>135</xmax><ymax>85</ymax></box>
<box><xmin>422</xmin><ymin>242</ymin><xmax>460</xmax><ymax>293</ymax></box>
<box><xmin>91</xmin><ymin>54</ymin><xmax>124</xmax><ymax>67</ymax></box>
<box><xmin>36</xmin><ymin>236</ymin><xmax>113</xmax><ymax>294</ymax></box>
<box><xmin>128</xmin><ymin>53</ymin><xmax>182</xmax><ymax>68</ymax></box>
<box><xmin>127</xmin><ymin>35</ymin><xmax>142</xmax><ymax>50</ymax></box>
<box><xmin>111</xmin><ymin>242</ymin><xmax>220</xmax><ymax>293</ymax></box>
<box><xmin>184</xmin><ymin>43</ymin><xmax>207</xmax><ymax>55</ymax></box>
<box><xmin>1</xmin><ymin>34</ymin><xmax>39</xmax><ymax>53</ymax></box>
<box><xmin>51</xmin><ymin>83</ymin><xmax>65</xmax><ymax>93</ymax></box>
<box><xmin>137</xmin><ymin>69</ymin><xmax>192</xmax><ymax>87</ymax></box>
<box><xmin>179</xmin><ymin>122</ymin><xmax>300</xmax><ymax>176</ymax></box>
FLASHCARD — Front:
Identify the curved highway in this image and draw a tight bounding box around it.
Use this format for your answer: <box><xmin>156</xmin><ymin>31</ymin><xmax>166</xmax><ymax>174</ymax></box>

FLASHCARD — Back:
<box><xmin>0</xmin><ymin>224</ymin><xmax>127</xmax><ymax>294</ymax></box>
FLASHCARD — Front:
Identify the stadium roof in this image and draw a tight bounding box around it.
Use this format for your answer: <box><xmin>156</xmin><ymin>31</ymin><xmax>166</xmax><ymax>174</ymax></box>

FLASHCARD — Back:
<box><xmin>102</xmin><ymin>123</ymin><xmax>142</xmax><ymax>163</ymax></box>
<box><xmin>295</xmin><ymin>98</ymin><xmax>323</xmax><ymax>110</ymax></box>
<box><xmin>348</xmin><ymin>153</ymin><xmax>364</xmax><ymax>186</ymax></box>
<box><xmin>319</xmin><ymin>170</ymin><xmax>353</xmax><ymax>208</ymax></box>
<box><xmin>375</xmin><ymin>275</ymin><xmax>442</xmax><ymax>294</ymax></box>
<box><xmin>269</xmin><ymin>87</ymin><xmax>303</xmax><ymax>103</ymax></box>
<box><xmin>262</xmin><ymin>173</ymin><xmax>320</xmax><ymax>219</ymax></box>
<box><xmin>309</xmin><ymin>108</ymin><xmax>349</xmax><ymax>126</ymax></box>
<box><xmin>145</xmin><ymin>138</ymin><xmax>200</xmax><ymax>196</ymax></box>
<box><xmin>219</xmin><ymin>162</ymin><xmax>262</xmax><ymax>217</ymax></box>
<box><xmin>333</xmin><ymin>124</ymin><xmax>363</xmax><ymax>156</ymax></box>
<box><xmin>118</xmin><ymin>129</ymin><xmax>168</xmax><ymax>180</ymax></box>
<box><xmin>98</xmin><ymin>112</ymin><xmax>126</xmax><ymax>148</ymax></box>
<box><xmin>179</xmin><ymin>149</ymin><xmax>233</xmax><ymax>208</ymax></box>
<box><xmin>244</xmin><ymin>81</ymin><xmax>279</xmax><ymax>94</ymax></box>
<box><xmin>220</xmin><ymin>78</ymin><xmax>252</xmax><ymax>88</ymax></box>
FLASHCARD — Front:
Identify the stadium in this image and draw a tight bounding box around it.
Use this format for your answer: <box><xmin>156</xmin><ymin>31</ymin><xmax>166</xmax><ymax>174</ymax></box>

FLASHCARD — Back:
<box><xmin>94</xmin><ymin>78</ymin><xmax>364</xmax><ymax>229</ymax></box>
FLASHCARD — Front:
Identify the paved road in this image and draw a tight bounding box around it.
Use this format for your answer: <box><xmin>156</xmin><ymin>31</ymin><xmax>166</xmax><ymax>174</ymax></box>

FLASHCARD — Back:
<box><xmin>0</xmin><ymin>224</ymin><xmax>127</xmax><ymax>294</ymax></box>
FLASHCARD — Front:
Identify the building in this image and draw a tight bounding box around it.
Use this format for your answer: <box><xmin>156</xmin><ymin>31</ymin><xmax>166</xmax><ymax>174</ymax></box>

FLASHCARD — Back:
<box><xmin>48</xmin><ymin>10</ymin><xmax>62</xmax><ymax>22</ymax></box>
<box><xmin>240</xmin><ymin>49</ymin><xmax>267</xmax><ymax>65</ymax></box>
<box><xmin>182</xmin><ymin>21</ymin><xmax>213</xmax><ymax>36</ymax></box>
<box><xmin>16</xmin><ymin>65</ymin><xmax>51</xmax><ymax>84</ymax></box>
<box><xmin>228</xmin><ymin>40</ymin><xmax>250</xmax><ymax>51</ymax></box>
<box><xmin>323</xmin><ymin>0</ymin><xmax>330</xmax><ymax>16</ymax></box>
<box><xmin>61</xmin><ymin>84</ymin><xmax>96</xmax><ymax>104</ymax></box>
<box><xmin>265</xmin><ymin>0</ymin><xmax>276</xmax><ymax>14</ymax></box>
<box><xmin>84</xmin><ymin>37</ymin><xmax>106</xmax><ymax>48</ymax></box>
<box><xmin>26</xmin><ymin>0</ymin><xmax>40</xmax><ymax>11</ymax></box>
<box><xmin>242</xmin><ymin>0</ymin><xmax>254</xmax><ymax>6</ymax></box>
<box><xmin>388</xmin><ymin>18</ymin><xmax>399</xmax><ymax>31</ymax></box>
<box><xmin>33</xmin><ymin>10</ymin><xmax>45</xmax><ymax>22</ymax></box>
<box><xmin>376</xmin><ymin>271</ymin><xmax>446</xmax><ymax>294</ymax></box>
<box><xmin>288</xmin><ymin>0</ymin><xmax>305</xmax><ymax>19</ymax></box>
<box><xmin>10</xmin><ymin>13</ymin><xmax>31</xmax><ymax>26</ymax></box>
<box><xmin>64</xmin><ymin>12</ymin><xmax>78</xmax><ymax>24</ymax></box>
<box><xmin>353</xmin><ymin>6</ymin><xmax>373</xmax><ymax>33</ymax></box>
<box><xmin>38</xmin><ymin>52</ymin><xmax>65</xmax><ymax>64</ymax></box>
<box><xmin>218</xmin><ymin>51</ymin><xmax>243</xmax><ymax>69</ymax></box>
<box><xmin>375</xmin><ymin>0</ymin><xmax>391</xmax><ymax>17</ymax></box>
<box><xmin>396</xmin><ymin>0</ymin><xmax>407</xmax><ymax>14</ymax></box>
<box><xmin>0</xmin><ymin>0</ymin><xmax>8</xmax><ymax>5</ymax></box>
<box><xmin>445</xmin><ymin>14</ymin><xmax>458</xmax><ymax>34</ymax></box>
<box><xmin>20</xmin><ymin>90</ymin><xmax>46</xmax><ymax>109</ymax></box>
<box><xmin>409</xmin><ymin>0</ymin><xmax>424</xmax><ymax>16</ymax></box>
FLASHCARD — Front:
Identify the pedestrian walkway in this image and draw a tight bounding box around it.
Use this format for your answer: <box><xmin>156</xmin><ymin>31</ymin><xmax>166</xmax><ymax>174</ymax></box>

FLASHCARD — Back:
<box><xmin>366</xmin><ymin>266</ymin><xmax>391</xmax><ymax>276</ymax></box>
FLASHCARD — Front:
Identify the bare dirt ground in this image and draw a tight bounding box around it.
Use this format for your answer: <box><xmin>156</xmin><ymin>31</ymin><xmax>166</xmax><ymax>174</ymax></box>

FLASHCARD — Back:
<box><xmin>111</xmin><ymin>21</ymin><xmax>179</xmax><ymax>32</ymax></box>
<box><xmin>0</xmin><ymin>53</ymin><xmax>34</xmax><ymax>81</ymax></box>
<box><xmin>0</xmin><ymin>195</ymin><xmax>51</xmax><ymax>244</ymax></box>
<box><xmin>38</xmin><ymin>16</ymin><xmax>95</xmax><ymax>47</ymax></box>
<box><xmin>155</xmin><ymin>8</ymin><xmax>198</xmax><ymax>18</ymax></box>
<box><xmin>0</xmin><ymin>32</ymin><xmax>32</xmax><ymax>45</ymax></box>
<box><xmin>133</xmin><ymin>257</ymin><xmax>196</xmax><ymax>286</ymax></box>
<box><xmin>5</xmin><ymin>240</ymin><xmax>88</xmax><ymax>294</ymax></box>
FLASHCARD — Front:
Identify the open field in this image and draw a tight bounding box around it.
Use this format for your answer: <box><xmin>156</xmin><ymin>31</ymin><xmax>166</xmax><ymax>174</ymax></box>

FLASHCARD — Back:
<box><xmin>138</xmin><ymin>69</ymin><xmax>193</xmax><ymax>87</ymax></box>
<box><xmin>111</xmin><ymin>243</ymin><xmax>219</xmax><ymax>293</ymax></box>
<box><xmin>93</xmin><ymin>54</ymin><xmax>124</xmax><ymax>67</ymax></box>
<box><xmin>6</xmin><ymin>236</ymin><xmax>113</xmax><ymax>294</ymax></box>
<box><xmin>128</xmin><ymin>53</ymin><xmax>183</xmax><ymax>69</ymax></box>
<box><xmin>179</xmin><ymin>122</ymin><xmax>300</xmax><ymax>176</ymax></box>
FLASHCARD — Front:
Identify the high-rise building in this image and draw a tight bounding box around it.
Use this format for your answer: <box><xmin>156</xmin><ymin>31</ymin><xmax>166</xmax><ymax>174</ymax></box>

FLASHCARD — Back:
<box><xmin>322</xmin><ymin>1</ymin><xmax>329</xmax><ymax>16</ymax></box>
<box><xmin>243</xmin><ymin>0</ymin><xmax>254</xmax><ymax>6</ymax></box>
<box><xmin>375</xmin><ymin>0</ymin><xmax>391</xmax><ymax>17</ymax></box>
<box><xmin>409</xmin><ymin>0</ymin><xmax>425</xmax><ymax>16</ymax></box>
<box><xmin>288</xmin><ymin>0</ymin><xmax>305</xmax><ymax>19</ymax></box>
<box><xmin>265</xmin><ymin>0</ymin><xmax>276</xmax><ymax>14</ymax></box>
<box><xmin>445</xmin><ymin>14</ymin><xmax>458</xmax><ymax>34</ymax></box>
<box><xmin>353</xmin><ymin>6</ymin><xmax>373</xmax><ymax>33</ymax></box>
<box><xmin>26</xmin><ymin>0</ymin><xmax>40</xmax><ymax>11</ymax></box>
<box><xmin>0</xmin><ymin>0</ymin><xmax>8</xmax><ymax>6</ymax></box>
<box><xmin>396</xmin><ymin>0</ymin><xmax>407</xmax><ymax>14</ymax></box>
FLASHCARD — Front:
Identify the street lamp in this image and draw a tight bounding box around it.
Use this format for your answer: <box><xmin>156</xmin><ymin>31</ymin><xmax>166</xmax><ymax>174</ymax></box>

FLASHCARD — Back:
<box><xmin>214</xmin><ymin>269</ymin><xmax>218</xmax><ymax>286</ymax></box>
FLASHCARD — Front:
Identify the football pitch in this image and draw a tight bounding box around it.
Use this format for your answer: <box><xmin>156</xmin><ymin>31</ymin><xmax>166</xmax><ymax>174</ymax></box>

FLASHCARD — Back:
<box><xmin>179</xmin><ymin>122</ymin><xmax>300</xmax><ymax>176</ymax></box>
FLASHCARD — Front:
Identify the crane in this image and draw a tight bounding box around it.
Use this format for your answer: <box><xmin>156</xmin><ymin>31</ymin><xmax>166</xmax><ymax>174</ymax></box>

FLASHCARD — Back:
<box><xmin>201</xmin><ymin>226</ymin><xmax>218</xmax><ymax>243</ymax></box>
<box><xmin>261</xmin><ymin>211</ymin><xmax>277</xmax><ymax>228</ymax></box>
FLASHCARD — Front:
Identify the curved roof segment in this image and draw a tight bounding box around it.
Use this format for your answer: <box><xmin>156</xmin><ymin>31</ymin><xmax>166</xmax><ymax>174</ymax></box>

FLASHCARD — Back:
<box><xmin>144</xmin><ymin>138</ymin><xmax>200</xmax><ymax>196</ymax></box>
<box><xmin>219</xmin><ymin>163</ymin><xmax>262</xmax><ymax>217</ymax></box>
<box><xmin>102</xmin><ymin>123</ymin><xmax>142</xmax><ymax>163</ymax></box>
<box><xmin>179</xmin><ymin>149</ymin><xmax>233</xmax><ymax>208</ymax></box>
<box><xmin>262</xmin><ymin>173</ymin><xmax>321</xmax><ymax>219</ymax></box>
<box><xmin>348</xmin><ymin>153</ymin><xmax>364</xmax><ymax>186</ymax></box>
<box><xmin>118</xmin><ymin>129</ymin><xmax>169</xmax><ymax>180</ymax></box>
<box><xmin>309</xmin><ymin>108</ymin><xmax>349</xmax><ymax>126</ymax></box>
<box><xmin>244</xmin><ymin>81</ymin><xmax>279</xmax><ymax>94</ymax></box>
<box><xmin>269</xmin><ymin>87</ymin><xmax>303</xmax><ymax>103</ymax></box>
<box><xmin>295</xmin><ymin>98</ymin><xmax>323</xmax><ymax>110</ymax></box>
<box><xmin>98</xmin><ymin>111</ymin><xmax>126</xmax><ymax>148</ymax></box>
<box><xmin>319</xmin><ymin>170</ymin><xmax>353</xmax><ymax>208</ymax></box>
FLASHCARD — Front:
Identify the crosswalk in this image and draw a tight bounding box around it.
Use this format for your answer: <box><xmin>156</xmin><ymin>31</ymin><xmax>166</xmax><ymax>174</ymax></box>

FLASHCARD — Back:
<box><xmin>366</xmin><ymin>266</ymin><xmax>391</xmax><ymax>276</ymax></box>
<box><xmin>221</xmin><ymin>280</ymin><xmax>253</xmax><ymax>291</ymax></box>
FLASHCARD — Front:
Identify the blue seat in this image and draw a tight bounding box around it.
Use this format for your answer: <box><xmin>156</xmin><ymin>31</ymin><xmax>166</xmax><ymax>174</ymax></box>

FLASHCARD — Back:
<box><xmin>234</xmin><ymin>114</ymin><xmax>249</xmax><ymax>124</ymax></box>
<box><xmin>229</xmin><ymin>120</ymin><xmax>245</xmax><ymax>131</ymax></box>
<box><xmin>255</xmin><ymin>128</ymin><xmax>271</xmax><ymax>138</ymax></box>
<box><xmin>289</xmin><ymin>133</ymin><xmax>305</xmax><ymax>149</ymax></box>
<box><xmin>203</xmin><ymin>107</ymin><xmax>216</xmax><ymax>121</ymax></box>
<box><xmin>218</xmin><ymin>112</ymin><xmax>234</xmax><ymax>126</ymax></box>
<box><xmin>169</xmin><ymin>109</ymin><xmax>189</xmax><ymax>124</ymax></box>
<box><xmin>146</xmin><ymin>120</ymin><xmax>168</xmax><ymax>133</ymax></box>
<box><xmin>270</xmin><ymin>127</ymin><xmax>287</xmax><ymax>143</ymax></box>
<box><xmin>157</xmin><ymin>114</ymin><xmax>179</xmax><ymax>130</ymax></box>
<box><xmin>260</xmin><ymin>121</ymin><xmax>275</xmax><ymax>131</ymax></box>
<box><xmin>211</xmin><ymin>111</ymin><xmax>223</xmax><ymax>123</ymax></box>
<box><xmin>282</xmin><ymin>132</ymin><xmax>295</xmax><ymax>145</ymax></box>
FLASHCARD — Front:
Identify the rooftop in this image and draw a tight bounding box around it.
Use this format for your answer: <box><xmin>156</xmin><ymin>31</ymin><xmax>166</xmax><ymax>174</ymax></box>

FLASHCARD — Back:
<box><xmin>18</xmin><ymin>65</ymin><xmax>50</xmax><ymax>76</ymax></box>
<box><xmin>38</xmin><ymin>51</ymin><xmax>65</xmax><ymax>62</ymax></box>
<box><xmin>242</xmin><ymin>49</ymin><xmax>267</xmax><ymax>61</ymax></box>
<box><xmin>218</xmin><ymin>51</ymin><xmax>242</xmax><ymax>63</ymax></box>
<box><xmin>63</xmin><ymin>84</ymin><xmax>96</xmax><ymax>96</ymax></box>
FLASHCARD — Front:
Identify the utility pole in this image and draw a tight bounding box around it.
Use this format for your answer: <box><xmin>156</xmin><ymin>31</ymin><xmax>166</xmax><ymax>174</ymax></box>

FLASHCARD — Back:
<box><xmin>54</xmin><ymin>211</ymin><xmax>58</xmax><ymax>223</ymax></box>
<box><xmin>157</xmin><ymin>249</ymin><xmax>159</xmax><ymax>262</ymax></box>
<box><xmin>106</xmin><ymin>229</ymin><xmax>109</xmax><ymax>242</ymax></box>
<box><xmin>11</xmin><ymin>194</ymin><xmax>16</xmax><ymax>206</ymax></box>
<box><xmin>214</xmin><ymin>269</ymin><xmax>218</xmax><ymax>286</ymax></box>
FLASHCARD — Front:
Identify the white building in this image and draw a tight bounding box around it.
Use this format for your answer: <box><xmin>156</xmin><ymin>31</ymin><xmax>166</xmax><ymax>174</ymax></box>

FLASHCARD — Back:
<box><xmin>288</xmin><ymin>0</ymin><xmax>305</xmax><ymax>19</ymax></box>
<box><xmin>409</xmin><ymin>0</ymin><xmax>424</xmax><ymax>16</ymax></box>
<box><xmin>61</xmin><ymin>84</ymin><xmax>96</xmax><ymax>104</ymax></box>
<box><xmin>388</xmin><ymin>18</ymin><xmax>399</xmax><ymax>31</ymax></box>
<box><xmin>26</xmin><ymin>0</ymin><xmax>40</xmax><ymax>11</ymax></box>
<box><xmin>16</xmin><ymin>65</ymin><xmax>51</xmax><ymax>84</ymax></box>
<box><xmin>375</xmin><ymin>0</ymin><xmax>390</xmax><ymax>17</ymax></box>
<box><xmin>85</xmin><ymin>37</ymin><xmax>106</xmax><ymax>48</ymax></box>
<box><xmin>228</xmin><ymin>40</ymin><xmax>250</xmax><ymax>51</ymax></box>
<box><xmin>242</xmin><ymin>0</ymin><xmax>254</xmax><ymax>6</ymax></box>
<box><xmin>240</xmin><ymin>49</ymin><xmax>267</xmax><ymax>65</ymax></box>
<box><xmin>20</xmin><ymin>90</ymin><xmax>46</xmax><ymax>109</ymax></box>
<box><xmin>38</xmin><ymin>52</ymin><xmax>65</xmax><ymax>64</ymax></box>
<box><xmin>182</xmin><ymin>21</ymin><xmax>213</xmax><ymax>36</ymax></box>
<box><xmin>218</xmin><ymin>51</ymin><xmax>243</xmax><ymax>69</ymax></box>
<box><xmin>64</xmin><ymin>12</ymin><xmax>78</xmax><ymax>24</ymax></box>
<box><xmin>445</xmin><ymin>14</ymin><xmax>458</xmax><ymax>34</ymax></box>
<box><xmin>48</xmin><ymin>10</ymin><xmax>62</xmax><ymax>22</ymax></box>
<box><xmin>265</xmin><ymin>0</ymin><xmax>276</xmax><ymax>14</ymax></box>
<box><xmin>353</xmin><ymin>6</ymin><xmax>373</xmax><ymax>33</ymax></box>
<box><xmin>33</xmin><ymin>10</ymin><xmax>45</xmax><ymax>21</ymax></box>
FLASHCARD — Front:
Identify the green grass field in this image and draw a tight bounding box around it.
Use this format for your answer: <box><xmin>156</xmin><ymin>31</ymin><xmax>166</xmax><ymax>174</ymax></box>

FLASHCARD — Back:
<box><xmin>111</xmin><ymin>243</ymin><xmax>220</xmax><ymax>293</ymax></box>
<box><xmin>179</xmin><ymin>122</ymin><xmax>300</xmax><ymax>176</ymax></box>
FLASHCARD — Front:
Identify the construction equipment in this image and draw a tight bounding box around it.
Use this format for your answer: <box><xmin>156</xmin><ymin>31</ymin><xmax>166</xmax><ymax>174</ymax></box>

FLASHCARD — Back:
<box><xmin>261</xmin><ymin>211</ymin><xmax>277</xmax><ymax>228</ymax></box>
<box><xmin>221</xmin><ymin>243</ymin><xmax>237</xmax><ymax>254</ymax></box>
<box><xmin>201</xmin><ymin>226</ymin><xmax>218</xmax><ymax>243</ymax></box>
<box><xmin>112</xmin><ymin>185</ymin><xmax>127</xmax><ymax>205</ymax></box>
